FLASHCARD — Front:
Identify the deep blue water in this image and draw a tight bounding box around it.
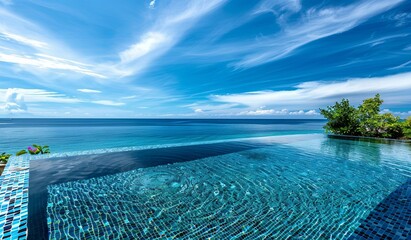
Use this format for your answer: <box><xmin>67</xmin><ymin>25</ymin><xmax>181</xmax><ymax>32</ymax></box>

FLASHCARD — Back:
<box><xmin>0</xmin><ymin>118</ymin><xmax>325</xmax><ymax>154</ymax></box>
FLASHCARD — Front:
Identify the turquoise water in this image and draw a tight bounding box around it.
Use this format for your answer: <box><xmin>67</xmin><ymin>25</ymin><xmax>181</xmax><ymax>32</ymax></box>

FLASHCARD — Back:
<box><xmin>0</xmin><ymin>119</ymin><xmax>324</xmax><ymax>154</ymax></box>
<box><xmin>41</xmin><ymin>134</ymin><xmax>411</xmax><ymax>239</ymax></box>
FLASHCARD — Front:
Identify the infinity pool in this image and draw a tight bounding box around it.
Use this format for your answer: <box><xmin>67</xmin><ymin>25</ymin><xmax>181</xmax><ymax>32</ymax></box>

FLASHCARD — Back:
<box><xmin>18</xmin><ymin>134</ymin><xmax>410</xmax><ymax>239</ymax></box>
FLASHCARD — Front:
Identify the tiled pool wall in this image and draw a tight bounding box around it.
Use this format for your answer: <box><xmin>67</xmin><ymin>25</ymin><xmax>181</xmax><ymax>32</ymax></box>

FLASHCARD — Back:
<box><xmin>0</xmin><ymin>156</ymin><xmax>29</xmax><ymax>239</ymax></box>
<box><xmin>348</xmin><ymin>178</ymin><xmax>411</xmax><ymax>240</ymax></box>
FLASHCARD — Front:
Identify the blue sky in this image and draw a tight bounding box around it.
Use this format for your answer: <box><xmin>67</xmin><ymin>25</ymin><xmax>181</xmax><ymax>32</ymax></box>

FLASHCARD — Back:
<box><xmin>0</xmin><ymin>0</ymin><xmax>410</xmax><ymax>118</ymax></box>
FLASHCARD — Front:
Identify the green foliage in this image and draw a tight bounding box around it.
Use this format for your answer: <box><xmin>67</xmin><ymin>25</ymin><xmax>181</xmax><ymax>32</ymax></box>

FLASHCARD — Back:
<box><xmin>320</xmin><ymin>94</ymin><xmax>409</xmax><ymax>139</ymax></box>
<box><xmin>0</xmin><ymin>152</ymin><xmax>12</xmax><ymax>164</ymax></box>
<box><xmin>33</xmin><ymin>144</ymin><xmax>50</xmax><ymax>154</ymax></box>
<box><xmin>319</xmin><ymin>98</ymin><xmax>360</xmax><ymax>135</ymax></box>
<box><xmin>402</xmin><ymin>117</ymin><xmax>411</xmax><ymax>139</ymax></box>
<box><xmin>16</xmin><ymin>150</ymin><xmax>28</xmax><ymax>156</ymax></box>
<box><xmin>379</xmin><ymin>113</ymin><xmax>403</xmax><ymax>139</ymax></box>
<box><xmin>357</xmin><ymin>94</ymin><xmax>384</xmax><ymax>137</ymax></box>
<box><xmin>16</xmin><ymin>144</ymin><xmax>51</xmax><ymax>156</ymax></box>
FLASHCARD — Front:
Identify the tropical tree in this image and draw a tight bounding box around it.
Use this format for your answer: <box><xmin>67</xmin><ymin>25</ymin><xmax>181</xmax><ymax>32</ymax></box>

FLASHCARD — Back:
<box><xmin>380</xmin><ymin>113</ymin><xmax>403</xmax><ymax>139</ymax></box>
<box><xmin>357</xmin><ymin>94</ymin><xmax>384</xmax><ymax>137</ymax></box>
<box><xmin>319</xmin><ymin>98</ymin><xmax>360</xmax><ymax>135</ymax></box>
<box><xmin>320</xmin><ymin>94</ymin><xmax>409</xmax><ymax>139</ymax></box>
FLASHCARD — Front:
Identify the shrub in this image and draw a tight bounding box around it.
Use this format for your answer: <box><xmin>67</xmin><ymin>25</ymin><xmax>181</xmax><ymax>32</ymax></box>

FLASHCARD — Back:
<box><xmin>16</xmin><ymin>144</ymin><xmax>50</xmax><ymax>156</ymax></box>
<box><xmin>319</xmin><ymin>98</ymin><xmax>360</xmax><ymax>135</ymax></box>
<box><xmin>357</xmin><ymin>94</ymin><xmax>383</xmax><ymax>137</ymax></box>
<box><xmin>402</xmin><ymin>117</ymin><xmax>411</xmax><ymax>139</ymax></box>
<box><xmin>320</xmin><ymin>94</ymin><xmax>408</xmax><ymax>139</ymax></box>
<box><xmin>0</xmin><ymin>152</ymin><xmax>12</xmax><ymax>164</ymax></box>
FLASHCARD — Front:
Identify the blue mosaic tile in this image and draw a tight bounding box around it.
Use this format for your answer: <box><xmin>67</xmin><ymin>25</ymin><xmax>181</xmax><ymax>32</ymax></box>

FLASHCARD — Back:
<box><xmin>0</xmin><ymin>157</ymin><xmax>29</xmax><ymax>240</ymax></box>
<box><xmin>46</xmin><ymin>146</ymin><xmax>408</xmax><ymax>239</ymax></box>
<box><xmin>348</xmin><ymin>178</ymin><xmax>411</xmax><ymax>240</ymax></box>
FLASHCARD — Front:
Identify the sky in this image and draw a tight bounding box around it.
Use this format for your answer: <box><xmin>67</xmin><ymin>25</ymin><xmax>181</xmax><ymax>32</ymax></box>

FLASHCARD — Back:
<box><xmin>0</xmin><ymin>0</ymin><xmax>410</xmax><ymax>118</ymax></box>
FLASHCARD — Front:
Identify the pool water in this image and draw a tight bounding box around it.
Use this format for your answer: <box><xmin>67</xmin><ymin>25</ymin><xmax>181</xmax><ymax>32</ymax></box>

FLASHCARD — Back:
<box><xmin>27</xmin><ymin>134</ymin><xmax>411</xmax><ymax>239</ymax></box>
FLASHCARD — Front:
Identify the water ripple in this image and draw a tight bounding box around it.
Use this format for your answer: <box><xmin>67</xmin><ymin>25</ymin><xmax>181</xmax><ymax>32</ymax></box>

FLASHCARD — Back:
<box><xmin>47</xmin><ymin>143</ymin><xmax>408</xmax><ymax>239</ymax></box>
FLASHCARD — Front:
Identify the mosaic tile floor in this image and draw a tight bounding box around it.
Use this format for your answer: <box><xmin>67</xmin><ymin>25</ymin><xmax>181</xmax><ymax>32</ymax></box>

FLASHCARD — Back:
<box><xmin>348</xmin><ymin>178</ymin><xmax>411</xmax><ymax>240</ymax></box>
<box><xmin>46</xmin><ymin>145</ymin><xmax>408</xmax><ymax>239</ymax></box>
<box><xmin>0</xmin><ymin>157</ymin><xmax>29</xmax><ymax>240</ymax></box>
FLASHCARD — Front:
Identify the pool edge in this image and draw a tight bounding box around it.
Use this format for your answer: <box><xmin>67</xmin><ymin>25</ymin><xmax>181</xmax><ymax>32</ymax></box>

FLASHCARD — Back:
<box><xmin>0</xmin><ymin>157</ymin><xmax>30</xmax><ymax>239</ymax></box>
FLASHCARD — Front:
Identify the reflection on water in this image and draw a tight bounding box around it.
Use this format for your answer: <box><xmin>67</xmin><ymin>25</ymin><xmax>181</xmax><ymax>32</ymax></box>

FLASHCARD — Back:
<box><xmin>320</xmin><ymin>138</ymin><xmax>382</xmax><ymax>164</ymax></box>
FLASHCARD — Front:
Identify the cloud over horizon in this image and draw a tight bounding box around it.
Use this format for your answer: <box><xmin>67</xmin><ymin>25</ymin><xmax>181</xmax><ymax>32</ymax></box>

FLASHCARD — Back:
<box><xmin>0</xmin><ymin>0</ymin><xmax>410</xmax><ymax>118</ymax></box>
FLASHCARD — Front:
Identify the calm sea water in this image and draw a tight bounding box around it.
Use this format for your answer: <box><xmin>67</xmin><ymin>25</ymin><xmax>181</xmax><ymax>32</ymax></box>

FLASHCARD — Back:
<box><xmin>0</xmin><ymin>118</ymin><xmax>325</xmax><ymax>154</ymax></box>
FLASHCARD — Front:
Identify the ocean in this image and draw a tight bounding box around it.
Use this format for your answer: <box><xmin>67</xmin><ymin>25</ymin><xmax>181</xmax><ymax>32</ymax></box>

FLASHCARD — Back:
<box><xmin>0</xmin><ymin>118</ymin><xmax>325</xmax><ymax>154</ymax></box>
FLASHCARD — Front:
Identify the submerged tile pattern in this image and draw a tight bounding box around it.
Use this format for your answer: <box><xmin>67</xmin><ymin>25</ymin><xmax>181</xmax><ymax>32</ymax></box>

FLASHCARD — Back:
<box><xmin>47</xmin><ymin>145</ymin><xmax>408</xmax><ymax>239</ymax></box>
<box><xmin>0</xmin><ymin>157</ymin><xmax>30</xmax><ymax>240</ymax></box>
<box><xmin>348</xmin><ymin>178</ymin><xmax>411</xmax><ymax>240</ymax></box>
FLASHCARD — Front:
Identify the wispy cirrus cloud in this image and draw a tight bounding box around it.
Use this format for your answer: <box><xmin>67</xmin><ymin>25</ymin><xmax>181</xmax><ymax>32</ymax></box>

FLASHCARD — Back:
<box><xmin>190</xmin><ymin>0</ymin><xmax>404</xmax><ymax>69</ymax></box>
<box><xmin>77</xmin><ymin>89</ymin><xmax>102</xmax><ymax>93</ymax></box>
<box><xmin>121</xmin><ymin>95</ymin><xmax>137</xmax><ymax>100</ymax></box>
<box><xmin>239</xmin><ymin>108</ymin><xmax>318</xmax><ymax>116</ymax></box>
<box><xmin>91</xmin><ymin>100</ymin><xmax>125</xmax><ymax>106</ymax></box>
<box><xmin>0</xmin><ymin>52</ymin><xmax>106</xmax><ymax>78</ymax></box>
<box><xmin>0</xmin><ymin>88</ymin><xmax>125</xmax><ymax>115</ymax></box>
<box><xmin>117</xmin><ymin>0</ymin><xmax>226</xmax><ymax>76</ymax></box>
<box><xmin>211</xmin><ymin>72</ymin><xmax>411</xmax><ymax>108</ymax></box>
<box><xmin>120</xmin><ymin>32</ymin><xmax>168</xmax><ymax>63</ymax></box>
<box><xmin>0</xmin><ymin>7</ymin><xmax>108</xmax><ymax>80</ymax></box>
<box><xmin>1</xmin><ymin>31</ymin><xmax>47</xmax><ymax>48</ymax></box>
<box><xmin>235</xmin><ymin>0</ymin><xmax>404</xmax><ymax>68</ymax></box>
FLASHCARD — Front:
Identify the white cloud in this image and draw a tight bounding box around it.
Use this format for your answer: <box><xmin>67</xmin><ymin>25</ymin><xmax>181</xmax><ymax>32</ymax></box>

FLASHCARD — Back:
<box><xmin>0</xmin><ymin>8</ymin><xmax>108</xmax><ymax>80</ymax></box>
<box><xmin>117</xmin><ymin>0</ymin><xmax>226</xmax><ymax>76</ymax></box>
<box><xmin>120</xmin><ymin>32</ymin><xmax>168</xmax><ymax>63</ymax></box>
<box><xmin>0</xmin><ymin>88</ymin><xmax>27</xmax><ymax>113</ymax></box>
<box><xmin>149</xmin><ymin>0</ymin><xmax>156</xmax><ymax>9</ymax></box>
<box><xmin>253</xmin><ymin>0</ymin><xmax>301</xmax><ymax>24</ymax></box>
<box><xmin>390</xmin><ymin>12</ymin><xmax>411</xmax><ymax>27</ymax></box>
<box><xmin>0</xmin><ymin>53</ymin><xmax>106</xmax><ymax>79</ymax></box>
<box><xmin>194</xmin><ymin>108</ymin><xmax>203</xmax><ymax>113</ymax></box>
<box><xmin>0</xmin><ymin>88</ymin><xmax>81</xmax><ymax>104</ymax></box>
<box><xmin>121</xmin><ymin>95</ymin><xmax>137</xmax><ymax>100</ymax></box>
<box><xmin>239</xmin><ymin>108</ymin><xmax>318</xmax><ymax>116</ymax></box>
<box><xmin>381</xmin><ymin>109</ymin><xmax>411</xmax><ymax>117</ymax></box>
<box><xmin>388</xmin><ymin>60</ymin><xmax>411</xmax><ymax>70</ymax></box>
<box><xmin>234</xmin><ymin>0</ymin><xmax>404</xmax><ymax>68</ymax></box>
<box><xmin>1</xmin><ymin>32</ymin><xmax>47</xmax><ymax>48</ymax></box>
<box><xmin>212</xmin><ymin>72</ymin><xmax>411</xmax><ymax>108</ymax></box>
<box><xmin>305</xmin><ymin>110</ymin><xmax>319</xmax><ymax>115</ymax></box>
<box><xmin>77</xmin><ymin>89</ymin><xmax>102</xmax><ymax>93</ymax></box>
<box><xmin>190</xmin><ymin>0</ymin><xmax>404</xmax><ymax>68</ymax></box>
<box><xmin>91</xmin><ymin>100</ymin><xmax>125</xmax><ymax>106</ymax></box>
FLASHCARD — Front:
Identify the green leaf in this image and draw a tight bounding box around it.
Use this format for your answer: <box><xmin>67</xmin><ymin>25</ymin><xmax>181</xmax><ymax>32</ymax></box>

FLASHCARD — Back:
<box><xmin>16</xmin><ymin>150</ymin><xmax>28</xmax><ymax>156</ymax></box>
